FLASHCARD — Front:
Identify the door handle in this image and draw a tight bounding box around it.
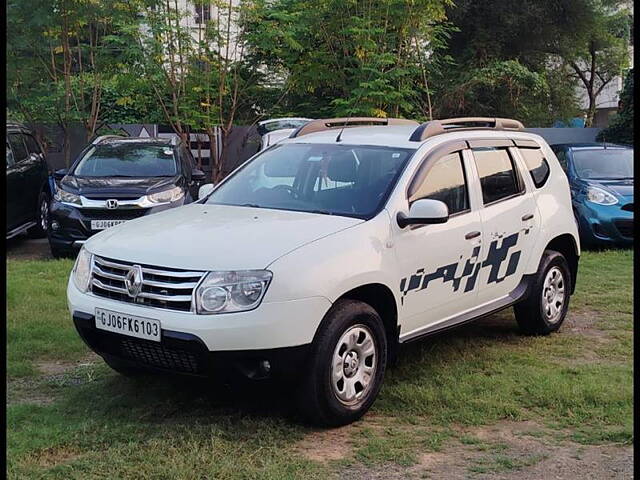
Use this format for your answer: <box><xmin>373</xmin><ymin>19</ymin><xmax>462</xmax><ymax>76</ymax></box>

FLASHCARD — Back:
<box><xmin>465</xmin><ymin>231</ymin><xmax>481</xmax><ymax>240</ymax></box>
<box><xmin>521</xmin><ymin>213</ymin><xmax>534</xmax><ymax>221</ymax></box>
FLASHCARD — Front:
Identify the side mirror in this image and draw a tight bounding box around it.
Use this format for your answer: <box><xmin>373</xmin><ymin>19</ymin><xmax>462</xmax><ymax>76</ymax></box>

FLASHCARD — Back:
<box><xmin>397</xmin><ymin>199</ymin><xmax>449</xmax><ymax>228</ymax></box>
<box><xmin>192</xmin><ymin>168</ymin><xmax>206</xmax><ymax>181</ymax></box>
<box><xmin>53</xmin><ymin>168</ymin><xmax>68</xmax><ymax>180</ymax></box>
<box><xmin>198</xmin><ymin>183</ymin><xmax>215</xmax><ymax>200</ymax></box>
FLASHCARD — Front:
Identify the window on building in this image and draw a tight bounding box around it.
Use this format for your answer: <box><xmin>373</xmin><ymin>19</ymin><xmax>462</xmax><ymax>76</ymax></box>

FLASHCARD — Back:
<box><xmin>194</xmin><ymin>3</ymin><xmax>211</xmax><ymax>24</ymax></box>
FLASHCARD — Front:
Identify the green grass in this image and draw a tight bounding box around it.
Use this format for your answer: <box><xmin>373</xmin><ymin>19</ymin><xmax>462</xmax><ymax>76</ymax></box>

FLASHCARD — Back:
<box><xmin>6</xmin><ymin>249</ymin><xmax>633</xmax><ymax>478</ymax></box>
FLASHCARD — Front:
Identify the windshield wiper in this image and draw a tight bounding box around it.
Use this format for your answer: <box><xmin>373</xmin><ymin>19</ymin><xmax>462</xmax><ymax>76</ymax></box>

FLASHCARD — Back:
<box><xmin>240</xmin><ymin>203</ymin><xmax>262</xmax><ymax>208</ymax></box>
<box><xmin>309</xmin><ymin>209</ymin><xmax>333</xmax><ymax>215</ymax></box>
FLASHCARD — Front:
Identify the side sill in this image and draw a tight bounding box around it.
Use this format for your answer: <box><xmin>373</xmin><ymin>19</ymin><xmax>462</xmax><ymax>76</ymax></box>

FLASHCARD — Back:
<box><xmin>399</xmin><ymin>273</ymin><xmax>535</xmax><ymax>344</ymax></box>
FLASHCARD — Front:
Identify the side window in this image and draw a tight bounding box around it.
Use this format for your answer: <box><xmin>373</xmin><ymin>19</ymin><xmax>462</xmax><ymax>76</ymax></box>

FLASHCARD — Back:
<box><xmin>519</xmin><ymin>148</ymin><xmax>550</xmax><ymax>188</ymax></box>
<box><xmin>8</xmin><ymin>134</ymin><xmax>28</xmax><ymax>163</ymax></box>
<box><xmin>472</xmin><ymin>148</ymin><xmax>523</xmax><ymax>205</ymax></box>
<box><xmin>6</xmin><ymin>143</ymin><xmax>15</xmax><ymax>167</ymax></box>
<box><xmin>411</xmin><ymin>152</ymin><xmax>469</xmax><ymax>215</ymax></box>
<box><xmin>24</xmin><ymin>134</ymin><xmax>42</xmax><ymax>156</ymax></box>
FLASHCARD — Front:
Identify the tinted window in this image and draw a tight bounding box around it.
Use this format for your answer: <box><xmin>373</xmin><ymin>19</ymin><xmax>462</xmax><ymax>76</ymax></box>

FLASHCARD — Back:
<box><xmin>411</xmin><ymin>152</ymin><xmax>468</xmax><ymax>215</ymax></box>
<box><xmin>473</xmin><ymin>148</ymin><xmax>522</xmax><ymax>204</ymax></box>
<box><xmin>73</xmin><ymin>143</ymin><xmax>178</xmax><ymax>177</ymax></box>
<box><xmin>8</xmin><ymin>134</ymin><xmax>28</xmax><ymax>162</ymax></box>
<box><xmin>24</xmin><ymin>134</ymin><xmax>41</xmax><ymax>155</ymax></box>
<box><xmin>207</xmin><ymin>143</ymin><xmax>414</xmax><ymax>219</ymax></box>
<box><xmin>572</xmin><ymin>148</ymin><xmax>633</xmax><ymax>179</ymax></box>
<box><xmin>519</xmin><ymin>148</ymin><xmax>550</xmax><ymax>188</ymax></box>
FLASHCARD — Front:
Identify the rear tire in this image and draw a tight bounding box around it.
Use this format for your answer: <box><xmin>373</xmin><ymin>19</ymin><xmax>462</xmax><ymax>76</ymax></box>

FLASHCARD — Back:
<box><xmin>514</xmin><ymin>250</ymin><xmax>572</xmax><ymax>335</ymax></box>
<box><xmin>295</xmin><ymin>299</ymin><xmax>387</xmax><ymax>427</ymax></box>
<box><xmin>28</xmin><ymin>191</ymin><xmax>50</xmax><ymax>238</ymax></box>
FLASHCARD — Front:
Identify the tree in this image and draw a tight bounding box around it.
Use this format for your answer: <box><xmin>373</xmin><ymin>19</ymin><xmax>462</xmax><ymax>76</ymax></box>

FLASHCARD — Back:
<box><xmin>243</xmin><ymin>0</ymin><xmax>452</xmax><ymax>120</ymax></box>
<box><xmin>597</xmin><ymin>68</ymin><xmax>633</xmax><ymax>144</ymax></box>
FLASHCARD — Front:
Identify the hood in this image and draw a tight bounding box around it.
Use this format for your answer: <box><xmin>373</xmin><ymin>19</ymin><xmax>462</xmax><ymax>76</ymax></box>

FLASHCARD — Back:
<box><xmin>61</xmin><ymin>175</ymin><xmax>179</xmax><ymax>199</ymax></box>
<box><xmin>85</xmin><ymin>203</ymin><xmax>363</xmax><ymax>270</ymax></box>
<box><xmin>585</xmin><ymin>178</ymin><xmax>634</xmax><ymax>199</ymax></box>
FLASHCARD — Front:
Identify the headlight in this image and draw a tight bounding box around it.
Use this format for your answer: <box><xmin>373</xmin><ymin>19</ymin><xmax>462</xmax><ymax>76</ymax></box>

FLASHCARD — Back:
<box><xmin>586</xmin><ymin>187</ymin><xmax>618</xmax><ymax>205</ymax></box>
<box><xmin>54</xmin><ymin>188</ymin><xmax>81</xmax><ymax>205</ymax></box>
<box><xmin>194</xmin><ymin>270</ymin><xmax>272</xmax><ymax>314</ymax></box>
<box><xmin>148</xmin><ymin>186</ymin><xmax>184</xmax><ymax>203</ymax></box>
<box><xmin>72</xmin><ymin>247</ymin><xmax>93</xmax><ymax>292</ymax></box>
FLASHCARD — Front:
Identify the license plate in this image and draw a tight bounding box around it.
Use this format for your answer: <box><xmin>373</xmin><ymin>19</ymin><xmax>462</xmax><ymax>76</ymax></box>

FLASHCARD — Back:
<box><xmin>91</xmin><ymin>219</ymin><xmax>127</xmax><ymax>230</ymax></box>
<box><xmin>95</xmin><ymin>308</ymin><xmax>161</xmax><ymax>342</ymax></box>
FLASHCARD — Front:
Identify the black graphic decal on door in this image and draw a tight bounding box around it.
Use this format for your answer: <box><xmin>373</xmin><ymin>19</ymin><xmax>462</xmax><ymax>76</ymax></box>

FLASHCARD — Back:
<box><xmin>399</xmin><ymin>232</ymin><xmax>520</xmax><ymax>304</ymax></box>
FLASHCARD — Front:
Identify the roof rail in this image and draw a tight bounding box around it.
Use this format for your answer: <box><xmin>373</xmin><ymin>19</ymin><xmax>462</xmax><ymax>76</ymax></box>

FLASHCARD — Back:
<box><xmin>91</xmin><ymin>135</ymin><xmax>127</xmax><ymax>145</ymax></box>
<box><xmin>289</xmin><ymin>117</ymin><xmax>419</xmax><ymax>138</ymax></box>
<box><xmin>409</xmin><ymin>117</ymin><xmax>524</xmax><ymax>142</ymax></box>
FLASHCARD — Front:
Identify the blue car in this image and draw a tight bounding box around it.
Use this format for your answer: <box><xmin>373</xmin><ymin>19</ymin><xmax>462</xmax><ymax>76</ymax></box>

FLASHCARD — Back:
<box><xmin>550</xmin><ymin>143</ymin><xmax>633</xmax><ymax>248</ymax></box>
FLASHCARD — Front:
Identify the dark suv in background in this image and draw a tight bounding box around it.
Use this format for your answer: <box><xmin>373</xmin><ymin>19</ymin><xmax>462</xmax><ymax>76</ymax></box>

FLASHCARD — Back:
<box><xmin>6</xmin><ymin>122</ymin><xmax>52</xmax><ymax>240</ymax></box>
<box><xmin>49</xmin><ymin>135</ymin><xmax>206</xmax><ymax>257</ymax></box>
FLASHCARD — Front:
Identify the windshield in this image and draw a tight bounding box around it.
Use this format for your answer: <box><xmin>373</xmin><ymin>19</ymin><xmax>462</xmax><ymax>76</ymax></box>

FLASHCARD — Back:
<box><xmin>73</xmin><ymin>144</ymin><xmax>178</xmax><ymax>177</ymax></box>
<box><xmin>206</xmin><ymin>143</ymin><xmax>415</xmax><ymax>218</ymax></box>
<box><xmin>573</xmin><ymin>149</ymin><xmax>634</xmax><ymax>180</ymax></box>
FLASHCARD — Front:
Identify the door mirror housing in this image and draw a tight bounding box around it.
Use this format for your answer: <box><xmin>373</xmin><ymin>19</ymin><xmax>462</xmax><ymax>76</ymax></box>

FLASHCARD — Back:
<box><xmin>192</xmin><ymin>168</ymin><xmax>206</xmax><ymax>182</ymax></box>
<box><xmin>397</xmin><ymin>198</ymin><xmax>449</xmax><ymax>228</ymax></box>
<box><xmin>53</xmin><ymin>168</ymin><xmax>68</xmax><ymax>180</ymax></box>
<box><xmin>198</xmin><ymin>183</ymin><xmax>215</xmax><ymax>200</ymax></box>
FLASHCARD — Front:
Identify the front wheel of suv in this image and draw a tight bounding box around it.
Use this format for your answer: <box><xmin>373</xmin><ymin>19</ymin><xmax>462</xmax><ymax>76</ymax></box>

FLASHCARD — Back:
<box><xmin>296</xmin><ymin>299</ymin><xmax>387</xmax><ymax>427</ymax></box>
<box><xmin>514</xmin><ymin>250</ymin><xmax>572</xmax><ymax>335</ymax></box>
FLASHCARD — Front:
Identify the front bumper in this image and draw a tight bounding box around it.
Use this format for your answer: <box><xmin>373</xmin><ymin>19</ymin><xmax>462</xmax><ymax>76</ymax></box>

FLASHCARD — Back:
<box><xmin>48</xmin><ymin>200</ymin><xmax>180</xmax><ymax>252</ymax></box>
<box><xmin>574</xmin><ymin>201</ymin><xmax>634</xmax><ymax>247</ymax></box>
<box><xmin>67</xmin><ymin>280</ymin><xmax>331</xmax><ymax>378</ymax></box>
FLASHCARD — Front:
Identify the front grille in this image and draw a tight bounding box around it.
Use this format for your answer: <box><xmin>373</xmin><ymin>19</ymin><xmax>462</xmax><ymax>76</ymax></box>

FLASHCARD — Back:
<box><xmin>91</xmin><ymin>256</ymin><xmax>205</xmax><ymax>312</ymax></box>
<box><xmin>84</xmin><ymin>193</ymin><xmax>142</xmax><ymax>200</ymax></box>
<box><xmin>621</xmin><ymin>203</ymin><xmax>633</xmax><ymax>212</ymax></box>
<box><xmin>120</xmin><ymin>337</ymin><xmax>200</xmax><ymax>373</ymax></box>
<box><xmin>615</xmin><ymin>219</ymin><xmax>634</xmax><ymax>238</ymax></box>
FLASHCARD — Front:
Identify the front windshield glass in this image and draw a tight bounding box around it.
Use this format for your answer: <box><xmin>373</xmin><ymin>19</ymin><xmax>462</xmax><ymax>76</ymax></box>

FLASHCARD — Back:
<box><xmin>73</xmin><ymin>143</ymin><xmax>178</xmax><ymax>177</ymax></box>
<box><xmin>206</xmin><ymin>143</ymin><xmax>415</xmax><ymax>218</ymax></box>
<box><xmin>573</xmin><ymin>149</ymin><xmax>634</xmax><ymax>179</ymax></box>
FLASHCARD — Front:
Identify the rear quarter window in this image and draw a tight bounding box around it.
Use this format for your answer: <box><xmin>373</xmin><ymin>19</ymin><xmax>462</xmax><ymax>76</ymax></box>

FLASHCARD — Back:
<box><xmin>519</xmin><ymin>148</ymin><xmax>550</xmax><ymax>188</ymax></box>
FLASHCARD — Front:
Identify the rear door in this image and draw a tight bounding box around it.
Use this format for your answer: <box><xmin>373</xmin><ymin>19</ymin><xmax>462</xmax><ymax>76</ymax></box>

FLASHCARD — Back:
<box><xmin>22</xmin><ymin>132</ymin><xmax>47</xmax><ymax>206</ymax></box>
<box><xmin>469</xmin><ymin>142</ymin><xmax>539</xmax><ymax>304</ymax></box>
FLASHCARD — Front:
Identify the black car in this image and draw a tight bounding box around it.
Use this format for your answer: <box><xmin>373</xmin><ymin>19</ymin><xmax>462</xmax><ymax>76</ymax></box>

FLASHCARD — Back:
<box><xmin>6</xmin><ymin>122</ymin><xmax>52</xmax><ymax>239</ymax></box>
<box><xmin>49</xmin><ymin>135</ymin><xmax>206</xmax><ymax>257</ymax></box>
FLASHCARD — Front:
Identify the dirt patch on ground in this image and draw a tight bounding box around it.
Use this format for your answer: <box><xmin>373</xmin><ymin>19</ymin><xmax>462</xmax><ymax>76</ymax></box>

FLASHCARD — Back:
<box><xmin>32</xmin><ymin>446</ymin><xmax>83</xmax><ymax>468</ymax></box>
<box><xmin>336</xmin><ymin>420</ymin><xmax>633</xmax><ymax>480</ymax></box>
<box><xmin>7</xmin><ymin>237</ymin><xmax>52</xmax><ymax>260</ymax></box>
<box><xmin>35</xmin><ymin>353</ymin><xmax>101</xmax><ymax>376</ymax></box>
<box><xmin>295</xmin><ymin>425</ymin><xmax>358</xmax><ymax>462</ymax></box>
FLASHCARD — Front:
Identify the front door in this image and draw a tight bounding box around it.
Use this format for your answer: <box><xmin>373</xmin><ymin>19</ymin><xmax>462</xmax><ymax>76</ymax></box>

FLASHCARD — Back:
<box><xmin>469</xmin><ymin>146</ymin><xmax>539</xmax><ymax>304</ymax></box>
<box><xmin>394</xmin><ymin>149</ymin><xmax>485</xmax><ymax>339</ymax></box>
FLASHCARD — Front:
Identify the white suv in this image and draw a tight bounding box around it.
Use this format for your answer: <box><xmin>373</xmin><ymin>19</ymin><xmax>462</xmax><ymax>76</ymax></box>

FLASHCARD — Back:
<box><xmin>67</xmin><ymin>117</ymin><xmax>580</xmax><ymax>426</ymax></box>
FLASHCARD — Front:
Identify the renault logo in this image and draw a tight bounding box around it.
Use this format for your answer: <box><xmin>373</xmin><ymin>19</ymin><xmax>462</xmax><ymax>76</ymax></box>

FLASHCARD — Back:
<box><xmin>124</xmin><ymin>265</ymin><xmax>143</xmax><ymax>298</ymax></box>
<box><xmin>106</xmin><ymin>199</ymin><xmax>119</xmax><ymax>209</ymax></box>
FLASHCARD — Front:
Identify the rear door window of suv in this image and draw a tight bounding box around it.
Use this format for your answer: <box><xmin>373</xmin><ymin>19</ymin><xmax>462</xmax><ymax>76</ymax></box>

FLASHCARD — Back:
<box><xmin>410</xmin><ymin>152</ymin><xmax>469</xmax><ymax>215</ymax></box>
<box><xmin>8</xmin><ymin>134</ymin><xmax>28</xmax><ymax>163</ymax></box>
<box><xmin>472</xmin><ymin>147</ymin><xmax>523</xmax><ymax>205</ymax></box>
<box><xmin>24</xmin><ymin>134</ymin><xmax>42</xmax><ymax>156</ymax></box>
<box><xmin>519</xmin><ymin>148</ymin><xmax>550</xmax><ymax>188</ymax></box>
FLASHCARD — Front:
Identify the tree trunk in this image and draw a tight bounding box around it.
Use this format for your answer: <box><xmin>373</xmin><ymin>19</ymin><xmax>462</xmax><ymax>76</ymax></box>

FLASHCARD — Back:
<box><xmin>585</xmin><ymin>94</ymin><xmax>597</xmax><ymax>127</ymax></box>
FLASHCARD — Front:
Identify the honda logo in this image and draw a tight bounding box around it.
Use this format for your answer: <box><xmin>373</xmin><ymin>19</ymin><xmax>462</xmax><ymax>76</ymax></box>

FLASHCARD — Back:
<box><xmin>105</xmin><ymin>199</ymin><xmax>119</xmax><ymax>209</ymax></box>
<box><xmin>124</xmin><ymin>265</ymin><xmax>143</xmax><ymax>298</ymax></box>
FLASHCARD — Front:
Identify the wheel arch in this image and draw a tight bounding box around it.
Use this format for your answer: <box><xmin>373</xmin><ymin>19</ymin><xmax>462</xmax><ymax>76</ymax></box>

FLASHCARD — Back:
<box><xmin>335</xmin><ymin>283</ymin><xmax>400</xmax><ymax>364</ymax></box>
<box><xmin>545</xmin><ymin>234</ymin><xmax>579</xmax><ymax>294</ymax></box>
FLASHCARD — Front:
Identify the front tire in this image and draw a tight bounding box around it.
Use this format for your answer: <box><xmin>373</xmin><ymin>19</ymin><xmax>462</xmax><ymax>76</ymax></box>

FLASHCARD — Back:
<box><xmin>514</xmin><ymin>250</ymin><xmax>572</xmax><ymax>335</ymax></box>
<box><xmin>296</xmin><ymin>299</ymin><xmax>387</xmax><ymax>427</ymax></box>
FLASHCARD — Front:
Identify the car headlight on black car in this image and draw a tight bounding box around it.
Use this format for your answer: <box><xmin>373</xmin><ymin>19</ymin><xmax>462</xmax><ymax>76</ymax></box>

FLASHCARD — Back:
<box><xmin>586</xmin><ymin>186</ymin><xmax>618</xmax><ymax>205</ymax></box>
<box><xmin>148</xmin><ymin>186</ymin><xmax>184</xmax><ymax>203</ymax></box>
<box><xmin>54</xmin><ymin>188</ymin><xmax>81</xmax><ymax>205</ymax></box>
<box><xmin>194</xmin><ymin>270</ymin><xmax>273</xmax><ymax>314</ymax></box>
<box><xmin>72</xmin><ymin>247</ymin><xmax>93</xmax><ymax>292</ymax></box>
